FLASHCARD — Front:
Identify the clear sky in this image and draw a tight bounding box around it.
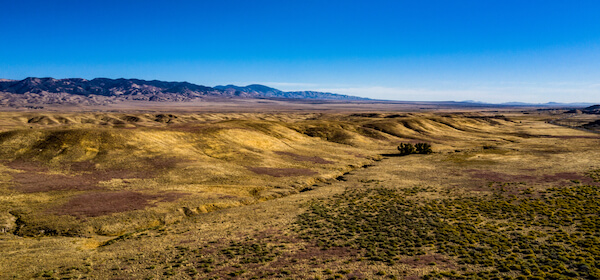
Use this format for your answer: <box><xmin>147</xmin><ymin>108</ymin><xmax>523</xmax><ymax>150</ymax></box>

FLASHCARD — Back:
<box><xmin>1</xmin><ymin>0</ymin><xmax>599</xmax><ymax>103</ymax></box>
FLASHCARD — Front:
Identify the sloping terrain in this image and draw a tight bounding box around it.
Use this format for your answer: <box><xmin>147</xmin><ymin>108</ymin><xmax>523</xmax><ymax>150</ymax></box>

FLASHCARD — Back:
<box><xmin>582</xmin><ymin>104</ymin><xmax>600</xmax><ymax>114</ymax></box>
<box><xmin>0</xmin><ymin>112</ymin><xmax>524</xmax><ymax>239</ymax></box>
<box><xmin>1</xmin><ymin>111</ymin><xmax>599</xmax><ymax>279</ymax></box>
<box><xmin>583</xmin><ymin>119</ymin><xmax>600</xmax><ymax>131</ymax></box>
<box><xmin>0</xmin><ymin>113</ymin><xmax>381</xmax><ymax>238</ymax></box>
<box><xmin>547</xmin><ymin>106</ymin><xmax>600</xmax><ymax>132</ymax></box>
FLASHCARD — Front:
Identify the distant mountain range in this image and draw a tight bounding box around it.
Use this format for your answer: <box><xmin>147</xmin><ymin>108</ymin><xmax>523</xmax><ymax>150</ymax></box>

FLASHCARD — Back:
<box><xmin>0</xmin><ymin>77</ymin><xmax>596</xmax><ymax>108</ymax></box>
<box><xmin>214</xmin><ymin>84</ymin><xmax>363</xmax><ymax>100</ymax></box>
<box><xmin>0</xmin><ymin>77</ymin><xmax>366</xmax><ymax>107</ymax></box>
<box><xmin>500</xmin><ymin>101</ymin><xmax>596</xmax><ymax>107</ymax></box>
<box><xmin>460</xmin><ymin>100</ymin><xmax>596</xmax><ymax>107</ymax></box>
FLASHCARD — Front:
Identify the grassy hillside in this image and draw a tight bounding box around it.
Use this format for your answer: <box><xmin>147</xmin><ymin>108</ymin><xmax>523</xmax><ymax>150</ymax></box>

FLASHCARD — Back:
<box><xmin>1</xmin><ymin>111</ymin><xmax>599</xmax><ymax>279</ymax></box>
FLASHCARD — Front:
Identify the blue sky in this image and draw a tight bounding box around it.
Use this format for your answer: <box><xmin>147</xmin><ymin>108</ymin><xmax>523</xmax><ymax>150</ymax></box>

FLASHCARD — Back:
<box><xmin>1</xmin><ymin>0</ymin><xmax>599</xmax><ymax>103</ymax></box>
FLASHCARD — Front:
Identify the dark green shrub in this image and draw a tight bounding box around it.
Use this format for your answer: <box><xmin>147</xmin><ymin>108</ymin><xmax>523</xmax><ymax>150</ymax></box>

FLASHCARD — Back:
<box><xmin>415</xmin><ymin>142</ymin><xmax>433</xmax><ymax>154</ymax></box>
<box><xmin>398</xmin><ymin>142</ymin><xmax>432</xmax><ymax>155</ymax></box>
<box><xmin>397</xmin><ymin>143</ymin><xmax>416</xmax><ymax>155</ymax></box>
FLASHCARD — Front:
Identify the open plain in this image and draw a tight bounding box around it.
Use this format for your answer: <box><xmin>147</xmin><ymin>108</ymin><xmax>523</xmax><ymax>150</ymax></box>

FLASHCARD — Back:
<box><xmin>1</xmin><ymin>105</ymin><xmax>600</xmax><ymax>280</ymax></box>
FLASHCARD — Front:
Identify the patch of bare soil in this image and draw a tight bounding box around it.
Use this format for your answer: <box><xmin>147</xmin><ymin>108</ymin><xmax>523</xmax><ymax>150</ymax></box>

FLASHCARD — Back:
<box><xmin>466</xmin><ymin>169</ymin><xmax>536</xmax><ymax>183</ymax></box>
<box><xmin>49</xmin><ymin>191</ymin><xmax>186</xmax><ymax>218</ymax></box>
<box><xmin>466</xmin><ymin>169</ymin><xmax>596</xmax><ymax>185</ymax></box>
<box><xmin>10</xmin><ymin>172</ymin><xmax>102</xmax><ymax>193</ymax></box>
<box><xmin>247</xmin><ymin>167</ymin><xmax>318</xmax><ymax>177</ymax></box>
<box><xmin>274</xmin><ymin>151</ymin><xmax>334</xmax><ymax>164</ymax></box>
<box><xmin>539</xmin><ymin>172</ymin><xmax>595</xmax><ymax>185</ymax></box>
<box><xmin>8</xmin><ymin>158</ymin><xmax>180</xmax><ymax>193</ymax></box>
<box><xmin>5</xmin><ymin>159</ymin><xmax>49</xmax><ymax>172</ymax></box>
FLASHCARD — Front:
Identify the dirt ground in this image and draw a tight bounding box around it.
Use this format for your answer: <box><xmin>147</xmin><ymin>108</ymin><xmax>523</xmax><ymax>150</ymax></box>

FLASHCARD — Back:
<box><xmin>1</xmin><ymin>107</ymin><xmax>599</xmax><ymax>279</ymax></box>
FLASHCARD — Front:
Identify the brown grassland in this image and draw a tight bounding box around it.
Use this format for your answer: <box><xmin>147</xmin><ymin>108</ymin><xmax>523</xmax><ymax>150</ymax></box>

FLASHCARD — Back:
<box><xmin>0</xmin><ymin>106</ymin><xmax>599</xmax><ymax>279</ymax></box>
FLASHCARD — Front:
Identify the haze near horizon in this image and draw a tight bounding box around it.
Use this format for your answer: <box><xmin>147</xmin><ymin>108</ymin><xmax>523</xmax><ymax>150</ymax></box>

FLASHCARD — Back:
<box><xmin>1</xmin><ymin>0</ymin><xmax>599</xmax><ymax>103</ymax></box>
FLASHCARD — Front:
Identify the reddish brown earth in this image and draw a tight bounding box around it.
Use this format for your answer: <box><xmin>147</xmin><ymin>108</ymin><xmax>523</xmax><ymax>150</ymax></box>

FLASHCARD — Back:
<box><xmin>49</xmin><ymin>191</ymin><xmax>186</xmax><ymax>218</ymax></box>
<box><xmin>5</xmin><ymin>159</ymin><xmax>49</xmax><ymax>172</ymax></box>
<box><xmin>274</xmin><ymin>151</ymin><xmax>334</xmax><ymax>164</ymax></box>
<box><xmin>466</xmin><ymin>169</ymin><xmax>536</xmax><ymax>183</ymax></box>
<box><xmin>539</xmin><ymin>172</ymin><xmax>595</xmax><ymax>184</ymax></box>
<box><xmin>6</xmin><ymin>158</ymin><xmax>180</xmax><ymax>193</ymax></box>
<box><xmin>247</xmin><ymin>167</ymin><xmax>318</xmax><ymax>177</ymax></box>
<box><xmin>466</xmin><ymin>169</ymin><xmax>594</xmax><ymax>185</ymax></box>
<box><xmin>10</xmin><ymin>172</ymin><xmax>103</xmax><ymax>193</ymax></box>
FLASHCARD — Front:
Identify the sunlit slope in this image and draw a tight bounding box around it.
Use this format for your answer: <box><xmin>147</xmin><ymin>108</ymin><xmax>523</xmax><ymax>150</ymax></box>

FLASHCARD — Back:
<box><xmin>0</xmin><ymin>112</ymin><xmax>523</xmax><ymax>238</ymax></box>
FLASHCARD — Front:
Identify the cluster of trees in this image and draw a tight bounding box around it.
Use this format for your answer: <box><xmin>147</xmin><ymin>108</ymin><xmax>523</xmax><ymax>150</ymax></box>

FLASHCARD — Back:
<box><xmin>397</xmin><ymin>142</ymin><xmax>432</xmax><ymax>155</ymax></box>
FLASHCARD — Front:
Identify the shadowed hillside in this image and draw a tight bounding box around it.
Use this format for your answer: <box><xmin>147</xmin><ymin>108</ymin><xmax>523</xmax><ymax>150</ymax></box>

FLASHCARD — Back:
<box><xmin>0</xmin><ymin>112</ymin><xmax>521</xmax><ymax>238</ymax></box>
<box><xmin>2</xmin><ymin>110</ymin><xmax>600</xmax><ymax>279</ymax></box>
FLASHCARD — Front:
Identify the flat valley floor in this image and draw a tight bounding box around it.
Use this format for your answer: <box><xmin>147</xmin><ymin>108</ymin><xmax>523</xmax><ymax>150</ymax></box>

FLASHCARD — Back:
<box><xmin>1</xmin><ymin>107</ymin><xmax>599</xmax><ymax>279</ymax></box>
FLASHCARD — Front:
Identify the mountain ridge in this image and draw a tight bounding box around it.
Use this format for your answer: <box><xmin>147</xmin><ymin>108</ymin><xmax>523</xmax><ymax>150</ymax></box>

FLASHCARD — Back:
<box><xmin>214</xmin><ymin>84</ymin><xmax>366</xmax><ymax>100</ymax></box>
<box><xmin>0</xmin><ymin>77</ymin><xmax>367</xmax><ymax>106</ymax></box>
<box><xmin>1</xmin><ymin>77</ymin><xmax>596</xmax><ymax>108</ymax></box>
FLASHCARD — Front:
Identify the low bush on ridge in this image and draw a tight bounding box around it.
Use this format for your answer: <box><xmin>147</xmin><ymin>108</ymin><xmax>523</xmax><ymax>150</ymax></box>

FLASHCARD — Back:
<box><xmin>398</xmin><ymin>142</ymin><xmax>432</xmax><ymax>155</ymax></box>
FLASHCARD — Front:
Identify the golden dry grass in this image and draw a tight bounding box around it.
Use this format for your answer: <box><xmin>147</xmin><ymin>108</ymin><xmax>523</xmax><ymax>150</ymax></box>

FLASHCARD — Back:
<box><xmin>0</xmin><ymin>109</ymin><xmax>599</xmax><ymax>279</ymax></box>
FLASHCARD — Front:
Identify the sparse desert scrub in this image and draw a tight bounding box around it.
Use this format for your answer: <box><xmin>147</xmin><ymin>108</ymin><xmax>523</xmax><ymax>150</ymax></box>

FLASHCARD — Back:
<box><xmin>296</xmin><ymin>185</ymin><xmax>600</xmax><ymax>279</ymax></box>
<box><xmin>1</xmin><ymin>111</ymin><xmax>520</xmax><ymax>240</ymax></box>
<box><xmin>587</xmin><ymin>169</ymin><xmax>600</xmax><ymax>182</ymax></box>
<box><xmin>0</xmin><ymin>114</ymin><xmax>388</xmax><ymax>239</ymax></box>
<box><xmin>2</xmin><ymin>110</ymin><xmax>600</xmax><ymax>279</ymax></box>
